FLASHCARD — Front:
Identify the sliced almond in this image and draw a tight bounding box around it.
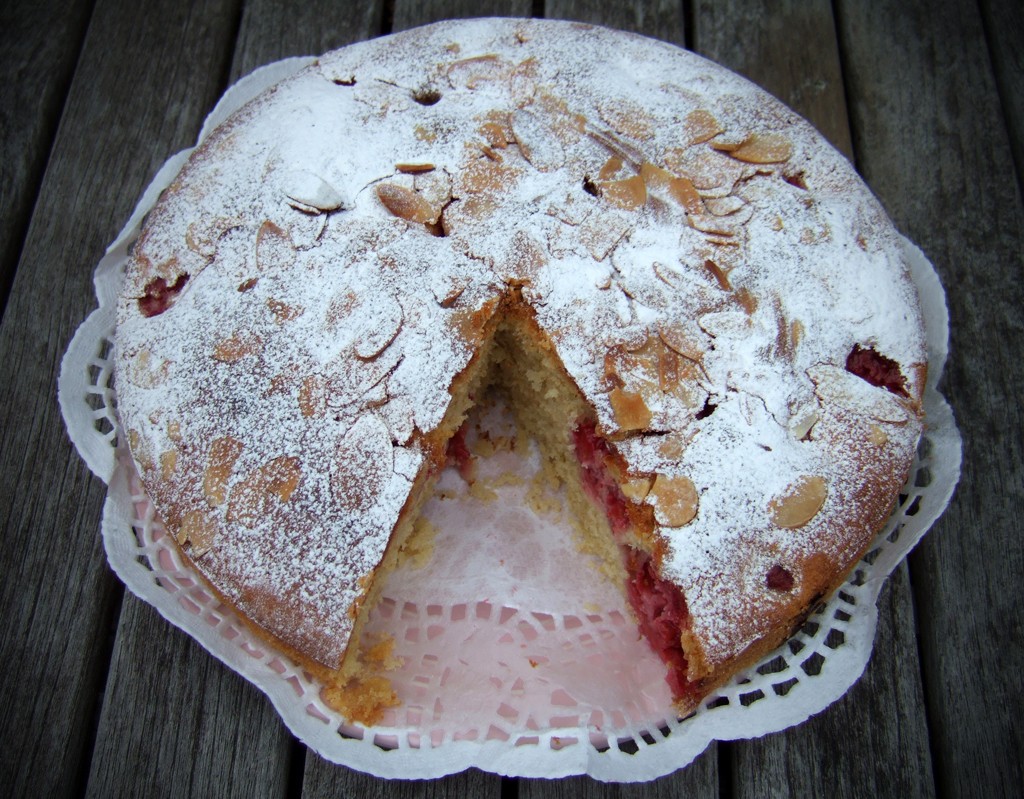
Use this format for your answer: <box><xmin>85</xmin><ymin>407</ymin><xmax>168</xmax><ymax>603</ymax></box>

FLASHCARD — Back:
<box><xmin>396</xmin><ymin>162</ymin><xmax>435</xmax><ymax>174</ymax></box>
<box><xmin>609</xmin><ymin>387</ymin><xmax>652</xmax><ymax>431</ymax></box>
<box><xmin>281</xmin><ymin>171</ymin><xmax>345</xmax><ymax>212</ymax></box>
<box><xmin>204</xmin><ymin>436</ymin><xmax>243</xmax><ymax>506</ymax></box>
<box><xmin>376</xmin><ymin>183</ymin><xmax>436</xmax><ymax>224</ymax></box>
<box><xmin>650</xmin><ymin>474</ymin><xmax>698</xmax><ymax>527</ymax></box>
<box><xmin>227</xmin><ymin>456</ymin><xmax>302</xmax><ymax>527</ymax></box>
<box><xmin>685</xmin><ymin>109</ymin><xmax>723</xmax><ymax>145</ymax></box>
<box><xmin>511</xmin><ymin>108</ymin><xmax>565</xmax><ymax>171</ymax></box>
<box><xmin>213</xmin><ymin>332</ymin><xmax>262</xmax><ymax>363</ymax></box>
<box><xmin>266</xmin><ymin>297</ymin><xmax>303</xmax><ymax>322</ymax></box>
<box><xmin>599</xmin><ymin>155</ymin><xmax>625</xmax><ymax>180</ymax></box>
<box><xmin>598</xmin><ymin>175</ymin><xmax>647</xmax><ymax>210</ymax></box>
<box><xmin>256</xmin><ymin>220</ymin><xmax>296</xmax><ymax>270</ymax></box>
<box><xmin>728</xmin><ymin>133</ymin><xmax>793</xmax><ymax>164</ymax></box>
<box><xmin>770</xmin><ymin>475</ymin><xmax>827</xmax><ymax>528</ymax></box>
<box><xmin>868</xmin><ymin>424</ymin><xmax>889</xmax><ymax>446</ymax></box>
<box><xmin>159</xmin><ymin>450</ymin><xmax>178</xmax><ymax>480</ymax></box>
<box><xmin>621</xmin><ymin>476</ymin><xmax>654</xmax><ymax>502</ymax></box>
<box><xmin>640</xmin><ymin>162</ymin><xmax>704</xmax><ymax>214</ymax></box>
<box><xmin>298</xmin><ymin>375</ymin><xmax>326</xmax><ymax>419</ymax></box>
<box><xmin>353</xmin><ymin>295</ymin><xmax>403</xmax><ymax>360</ymax></box>
<box><xmin>177</xmin><ymin>509</ymin><xmax>218</xmax><ymax>556</ymax></box>
<box><xmin>127</xmin><ymin>349</ymin><xmax>169</xmax><ymax>389</ymax></box>
<box><xmin>704</xmin><ymin>259</ymin><xmax>732</xmax><ymax>291</ymax></box>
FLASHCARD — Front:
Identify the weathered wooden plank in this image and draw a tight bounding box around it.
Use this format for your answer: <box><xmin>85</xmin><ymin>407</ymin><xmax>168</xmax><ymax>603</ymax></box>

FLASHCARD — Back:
<box><xmin>545</xmin><ymin>0</ymin><xmax>686</xmax><ymax>45</ymax></box>
<box><xmin>303</xmin><ymin>764</ymin><xmax>505</xmax><ymax>797</ymax></box>
<box><xmin>0</xmin><ymin>0</ymin><xmax>93</xmax><ymax>319</ymax></box>
<box><xmin>835</xmin><ymin>1</ymin><xmax>1024</xmax><ymax>796</ymax></box>
<box><xmin>392</xmin><ymin>0</ymin><xmax>533</xmax><ymax>34</ymax></box>
<box><xmin>979</xmin><ymin>0</ymin><xmax>1024</xmax><ymax>191</ymax></box>
<box><xmin>86</xmin><ymin>598</ymin><xmax>294</xmax><ymax>798</ymax></box>
<box><xmin>691</xmin><ymin>1</ymin><xmax>935</xmax><ymax>795</ymax></box>
<box><xmin>0</xmin><ymin>0</ymin><xmax>250</xmax><ymax>795</ymax></box>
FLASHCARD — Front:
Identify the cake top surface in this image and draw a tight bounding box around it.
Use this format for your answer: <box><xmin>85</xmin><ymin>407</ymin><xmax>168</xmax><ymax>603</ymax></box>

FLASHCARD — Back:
<box><xmin>115</xmin><ymin>18</ymin><xmax>925</xmax><ymax>670</ymax></box>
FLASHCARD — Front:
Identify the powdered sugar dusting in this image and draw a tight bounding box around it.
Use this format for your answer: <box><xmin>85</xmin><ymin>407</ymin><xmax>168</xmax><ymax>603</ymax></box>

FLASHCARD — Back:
<box><xmin>115</xmin><ymin>19</ymin><xmax>925</xmax><ymax>672</ymax></box>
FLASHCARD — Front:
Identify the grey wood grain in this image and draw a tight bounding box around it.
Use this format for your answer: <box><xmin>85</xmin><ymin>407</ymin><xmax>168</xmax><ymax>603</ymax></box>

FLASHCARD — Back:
<box><xmin>545</xmin><ymin>0</ymin><xmax>686</xmax><ymax>45</ymax></box>
<box><xmin>0</xmin><ymin>0</ymin><xmax>249</xmax><ymax>795</ymax></box>
<box><xmin>86</xmin><ymin>598</ymin><xmax>294</xmax><ymax>799</ymax></box>
<box><xmin>392</xmin><ymin>0</ymin><xmax>533</xmax><ymax>34</ymax></box>
<box><xmin>836</xmin><ymin>1</ymin><xmax>1024</xmax><ymax>796</ymax></box>
<box><xmin>692</xmin><ymin>1</ymin><xmax>935</xmax><ymax>795</ymax></box>
<box><xmin>979</xmin><ymin>0</ymin><xmax>1024</xmax><ymax>191</ymax></box>
<box><xmin>303</xmin><ymin>762</ymin><xmax>506</xmax><ymax>797</ymax></box>
<box><xmin>0</xmin><ymin>0</ymin><xmax>93</xmax><ymax>319</ymax></box>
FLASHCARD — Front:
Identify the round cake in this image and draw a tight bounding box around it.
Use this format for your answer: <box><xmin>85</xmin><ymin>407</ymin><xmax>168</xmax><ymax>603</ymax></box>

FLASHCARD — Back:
<box><xmin>114</xmin><ymin>18</ymin><xmax>926</xmax><ymax>723</ymax></box>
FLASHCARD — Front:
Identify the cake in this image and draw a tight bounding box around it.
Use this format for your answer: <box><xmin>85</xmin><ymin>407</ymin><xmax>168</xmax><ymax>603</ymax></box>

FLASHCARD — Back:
<box><xmin>114</xmin><ymin>18</ymin><xmax>926</xmax><ymax>724</ymax></box>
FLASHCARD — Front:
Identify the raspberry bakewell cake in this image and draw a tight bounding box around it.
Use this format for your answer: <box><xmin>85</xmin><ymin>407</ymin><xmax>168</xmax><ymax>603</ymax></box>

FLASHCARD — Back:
<box><xmin>114</xmin><ymin>19</ymin><xmax>926</xmax><ymax>724</ymax></box>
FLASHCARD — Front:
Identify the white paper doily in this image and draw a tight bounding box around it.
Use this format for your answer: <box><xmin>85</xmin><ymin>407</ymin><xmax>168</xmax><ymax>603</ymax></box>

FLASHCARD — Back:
<box><xmin>58</xmin><ymin>54</ymin><xmax>961</xmax><ymax>782</ymax></box>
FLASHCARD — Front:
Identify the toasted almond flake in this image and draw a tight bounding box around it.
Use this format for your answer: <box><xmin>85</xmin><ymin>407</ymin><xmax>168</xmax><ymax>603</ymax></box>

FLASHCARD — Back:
<box><xmin>868</xmin><ymin>424</ymin><xmax>889</xmax><ymax>446</ymax></box>
<box><xmin>166</xmin><ymin>420</ymin><xmax>182</xmax><ymax>442</ymax></box>
<box><xmin>790</xmin><ymin>410</ymin><xmax>819</xmax><ymax>441</ymax></box>
<box><xmin>354</xmin><ymin>296</ymin><xmax>403</xmax><ymax>360</ymax></box>
<box><xmin>735</xmin><ymin>287</ymin><xmax>758</xmax><ymax>314</ymax></box>
<box><xmin>186</xmin><ymin>216</ymin><xmax>243</xmax><ymax>257</ymax></box>
<box><xmin>609</xmin><ymin>387</ymin><xmax>652</xmax><ymax>431</ymax></box>
<box><xmin>709</xmin><ymin>136</ymin><xmax>747</xmax><ymax>153</ymax></box>
<box><xmin>598</xmin><ymin>175</ymin><xmax>647</xmax><ymax>210</ymax></box>
<box><xmin>770</xmin><ymin>475</ymin><xmax>827</xmax><ymax>528</ymax></box>
<box><xmin>178</xmin><ymin>509</ymin><xmax>218</xmax><ymax>555</ymax></box>
<box><xmin>685</xmin><ymin>109</ymin><xmax>723</xmax><ymax>144</ymax></box>
<box><xmin>213</xmin><ymin>332</ymin><xmax>262</xmax><ymax>363</ymax></box>
<box><xmin>396</xmin><ymin>162</ymin><xmax>435</xmax><ymax>174</ymax></box>
<box><xmin>204</xmin><ymin>436</ymin><xmax>243</xmax><ymax>506</ymax></box>
<box><xmin>791</xmin><ymin>320</ymin><xmax>804</xmax><ymax>351</ymax></box>
<box><xmin>704</xmin><ymin>195</ymin><xmax>747</xmax><ymax>216</ymax></box>
<box><xmin>688</xmin><ymin>214</ymin><xmax>737</xmax><ymax>237</ymax></box>
<box><xmin>704</xmin><ymin>259</ymin><xmax>732</xmax><ymax>291</ymax></box>
<box><xmin>227</xmin><ymin>456</ymin><xmax>302</xmax><ymax>527</ymax></box>
<box><xmin>281</xmin><ymin>171</ymin><xmax>345</xmax><ymax>212</ymax></box>
<box><xmin>160</xmin><ymin>450</ymin><xmax>178</xmax><ymax>480</ymax></box>
<box><xmin>599</xmin><ymin>156</ymin><xmax>625</xmax><ymax>180</ymax></box>
<box><xmin>621</xmin><ymin>476</ymin><xmax>654</xmax><ymax>502</ymax></box>
<box><xmin>264</xmin><ymin>456</ymin><xmax>302</xmax><ymax>503</ymax></box>
<box><xmin>256</xmin><ymin>220</ymin><xmax>296</xmax><ymax>270</ymax></box>
<box><xmin>375</xmin><ymin>183</ymin><xmax>436</xmax><ymax>224</ymax></box>
<box><xmin>658</xmin><ymin>323</ymin><xmax>704</xmax><ymax>363</ymax></box>
<box><xmin>668</xmin><ymin>176</ymin><xmax>704</xmax><ymax>214</ymax></box>
<box><xmin>267</xmin><ymin>297</ymin><xmax>303</xmax><ymax>322</ymax></box>
<box><xmin>728</xmin><ymin>133</ymin><xmax>793</xmax><ymax>164</ymax></box>
<box><xmin>649</xmin><ymin>474</ymin><xmax>698</xmax><ymax>527</ymax></box>
<box><xmin>127</xmin><ymin>349</ymin><xmax>169</xmax><ymax>388</ymax></box>
<box><xmin>299</xmin><ymin>375</ymin><xmax>326</xmax><ymax>418</ymax></box>
<box><xmin>479</xmin><ymin>121</ymin><xmax>510</xmax><ymax>148</ymax></box>
<box><xmin>511</xmin><ymin>108</ymin><xmax>565</xmax><ymax>171</ymax></box>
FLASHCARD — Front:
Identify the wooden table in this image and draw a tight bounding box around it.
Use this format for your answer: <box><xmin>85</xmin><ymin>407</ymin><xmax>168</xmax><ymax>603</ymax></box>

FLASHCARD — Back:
<box><xmin>2</xmin><ymin>1</ymin><xmax>1021</xmax><ymax>795</ymax></box>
